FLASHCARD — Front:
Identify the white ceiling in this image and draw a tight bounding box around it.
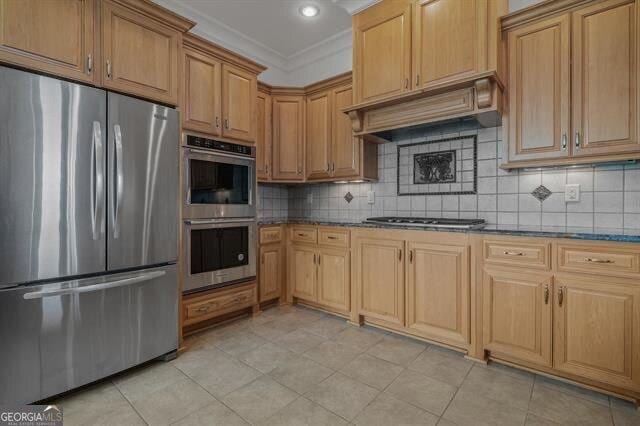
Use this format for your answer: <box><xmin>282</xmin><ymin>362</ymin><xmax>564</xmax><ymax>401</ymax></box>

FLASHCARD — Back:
<box><xmin>171</xmin><ymin>0</ymin><xmax>352</xmax><ymax>59</ymax></box>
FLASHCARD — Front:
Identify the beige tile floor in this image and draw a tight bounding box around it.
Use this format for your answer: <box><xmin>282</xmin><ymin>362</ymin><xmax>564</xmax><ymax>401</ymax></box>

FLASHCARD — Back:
<box><xmin>52</xmin><ymin>304</ymin><xmax>639</xmax><ymax>425</ymax></box>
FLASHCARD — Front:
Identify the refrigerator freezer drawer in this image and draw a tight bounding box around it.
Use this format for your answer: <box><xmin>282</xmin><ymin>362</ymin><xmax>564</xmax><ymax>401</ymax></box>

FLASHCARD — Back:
<box><xmin>0</xmin><ymin>264</ymin><xmax>178</xmax><ymax>404</ymax></box>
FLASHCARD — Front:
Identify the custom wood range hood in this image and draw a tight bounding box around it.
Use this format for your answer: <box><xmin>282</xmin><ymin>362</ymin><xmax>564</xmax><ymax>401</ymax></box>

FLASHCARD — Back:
<box><xmin>345</xmin><ymin>0</ymin><xmax>508</xmax><ymax>144</ymax></box>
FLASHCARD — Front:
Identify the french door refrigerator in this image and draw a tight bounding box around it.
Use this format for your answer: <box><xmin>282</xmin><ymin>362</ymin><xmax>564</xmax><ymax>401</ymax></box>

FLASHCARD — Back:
<box><xmin>0</xmin><ymin>66</ymin><xmax>179</xmax><ymax>404</ymax></box>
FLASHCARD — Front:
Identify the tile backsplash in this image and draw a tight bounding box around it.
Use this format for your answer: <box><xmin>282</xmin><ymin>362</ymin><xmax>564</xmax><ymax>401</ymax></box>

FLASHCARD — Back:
<box><xmin>259</xmin><ymin>125</ymin><xmax>640</xmax><ymax>229</ymax></box>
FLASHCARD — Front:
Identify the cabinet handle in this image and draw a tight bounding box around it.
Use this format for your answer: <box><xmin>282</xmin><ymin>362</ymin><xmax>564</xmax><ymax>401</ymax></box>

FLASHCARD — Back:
<box><xmin>584</xmin><ymin>257</ymin><xmax>613</xmax><ymax>264</ymax></box>
<box><xmin>544</xmin><ymin>285</ymin><xmax>549</xmax><ymax>305</ymax></box>
<box><xmin>298</xmin><ymin>166</ymin><xmax>302</xmax><ymax>174</ymax></box>
<box><xmin>558</xmin><ymin>286</ymin><xmax>564</xmax><ymax>307</ymax></box>
<box><xmin>318</xmin><ymin>254</ymin><xmax>321</xmax><ymax>265</ymax></box>
<box><xmin>261</xmin><ymin>253</ymin><xmax>265</xmax><ymax>264</ymax></box>
<box><xmin>332</xmin><ymin>162</ymin><xmax>335</xmax><ymax>172</ymax></box>
<box><xmin>225</xmin><ymin>118</ymin><xmax>229</xmax><ymax>129</ymax></box>
<box><xmin>86</xmin><ymin>54</ymin><xmax>93</xmax><ymax>74</ymax></box>
<box><xmin>265</xmin><ymin>164</ymin><xmax>269</xmax><ymax>174</ymax></box>
<box><xmin>327</xmin><ymin>236</ymin><xmax>338</xmax><ymax>240</ymax></box>
<box><xmin>106</xmin><ymin>59</ymin><xmax>112</xmax><ymax>79</ymax></box>
<box><xmin>297</xmin><ymin>233</ymin><xmax>305</xmax><ymax>237</ymax></box>
<box><xmin>399</xmin><ymin>249</ymin><xmax>402</xmax><ymax>262</ymax></box>
<box><xmin>215</xmin><ymin>116</ymin><xmax>220</xmax><ymax>128</ymax></box>
<box><xmin>561</xmin><ymin>133</ymin><xmax>567</xmax><ymax>151</ymax></box>
<box><xmin>409</xmin><ymin>249</ymin><xmax>414</xmax><ymax>263</ymax></box>
<box><xmin>416</xmin><ymin>75</ymin><xmax>420</xmax><ymax>86</ymax></box>
<box><xmin>313</xmin><ymin>253</ymin><xmax>316</xmax><ymax>264</ymax></box>
<box><xmin>326</xmin><ymin>163</ymin><xmax>330</xmax><ymax>172</ymax></box>
<box><xmin>503</xmin><ymin>251</ymin><xmax>524</xmax><ymax>256</ymax></box>
<box><xmin>404</xmin><ymin>78</ymin><xmax>409</xmax><ymax>89</ymax></box>
<box><xmin>196</xmin><ymin>305</ymin><xmax>211</xmax><ymax>313</ymax></box>
<box><xmin>575</xmin><ymin>131</ymin><xmax>581</xmax><ymax>149</ymax></box>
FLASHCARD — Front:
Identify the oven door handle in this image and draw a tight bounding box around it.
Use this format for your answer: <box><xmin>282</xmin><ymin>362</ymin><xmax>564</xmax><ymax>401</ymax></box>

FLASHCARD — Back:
<box><xmin>187</xmin><ymin>147</ymin><xmax>255</xmax><ymax>162</ymax></box>
<box><xmin>185</xmin><ymin>218</ymin><xmax>256</xmax><ymax>225</ymax></box>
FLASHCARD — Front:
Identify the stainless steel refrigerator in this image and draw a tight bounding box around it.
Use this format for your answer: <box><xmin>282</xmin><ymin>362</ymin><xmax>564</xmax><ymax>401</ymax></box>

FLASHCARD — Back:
<box><xmin>0</xmin><ymin>66</ymin><xmax>179</xmax><ymax>404</ymax></box>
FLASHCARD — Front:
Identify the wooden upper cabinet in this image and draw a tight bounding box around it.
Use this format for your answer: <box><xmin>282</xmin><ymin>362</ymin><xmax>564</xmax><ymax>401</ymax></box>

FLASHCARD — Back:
<box><xmin>572</xmin><ymin>0</ymin><xmax>639</xmax><ymax>156</ymax></box>
<box><xmin>0</xmin><ymin>0</ymin><xmax>96</xmax><ymax>83</ymax></box>
<box><xmin>259</xmin><ymin>243</ymin><xmax>282</xmax><ymax>303</ymax></box>
<box><xmin>353</xmin><ymin>0</ymin><xmax>412</xmax><ymax>103</ymax></box>
<box><xmin>406</xmin><ymin>242</ymin><xmax>470</xmax><ymax>348</ymax></box>
<box><xmin>483</xmin><ymin>268</ymin><xmax>553</xmax><ymax>367</ymax></box>
<box><xmin>356</xmin><ymin>237</ymin><xmax>405</xmax><ymax>326</ymax></box>
<box><xmin>332</xmin><ymin>84</ymin><xmax>361</xmax><ymax>178</ymax></box>
<box><xmin>102</xmin><ymin>0</ymin><xmax>180</xmax><ymax>105</ymax></box>
<box><xmin>507</xmin><ymin>14</ymin><xmax>571</xmax><ymax>163</ymax></box>
<box><xmin>272</xmin><ymin>95</ymin><xmax>305</xmax><ymax>181</ymax></box>
<box><xmin>182</xmin><ymin>47</ymin><xmax>221</xmax><ymax>135</ymax></box>
<box><xmin>306</xmin><ymin>91</ymin><xmax>332</xmax><ymax>180</ymax></box>
<box><xmin>554</xmin><ymin>275</ymin><xmax>640</xmax><ymax>391</ymax></box>
<box><xmin>256</xmin><ymin>90</ymin><xmax>272</xmax><ymax>180</ymax></box>
<box><xmin>317</xmin><ymin>247</ymin><xmax>350</xmax><ymax>313</ymax></box>
<box><xmin>222</xmin><ymin>64</ymin><xmax>257</xmax><ymax>143</ymax></box>
<box><xmin>413</xmin><ymin>0</ymin><xmax>484</xmax><ymax>87</ymax></box>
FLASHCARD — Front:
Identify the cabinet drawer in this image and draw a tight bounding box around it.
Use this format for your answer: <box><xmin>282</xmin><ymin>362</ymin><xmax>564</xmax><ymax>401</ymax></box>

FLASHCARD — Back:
<box><xmin>483</xmin><ymin>240</ymin><xmax>550</xmax><ymax>270</ymax></box>
<box><xmin>318</xmin><ymin>228</ymin><xmax>349</xmax><ymax>248</ymax></box>
<box><xmin>557</xmin><ymin>244</ymin><xmax>640</xmax><ymax>277</ymax></box>
<box><xmin>260</xmin><ymin>226</ymin><xmax>282</xmax><ymax>244</ymax></box>
<box><xmin>183</xmin><ymin>285</ymin><xmax>256</xmax><ymax>325</ymax></box>
<box><xmin>290</xmin><ymin>226</ymin><xmax>317</xmax><ymax>244</ymax></box>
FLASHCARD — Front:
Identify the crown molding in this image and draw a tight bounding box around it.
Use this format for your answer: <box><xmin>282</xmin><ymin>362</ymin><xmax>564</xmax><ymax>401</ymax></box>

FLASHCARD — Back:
<box><xmin>332</xmin><ymin>0</ymin><xmax>382</xmax><ymax>15</ymax></box>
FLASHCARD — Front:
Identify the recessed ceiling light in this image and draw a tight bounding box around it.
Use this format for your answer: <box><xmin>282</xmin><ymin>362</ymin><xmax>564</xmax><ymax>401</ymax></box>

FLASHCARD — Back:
<box><xmin>299</xmin><ymin>5</ymin><xmax>319</xmax><ymax>18</ymax></box>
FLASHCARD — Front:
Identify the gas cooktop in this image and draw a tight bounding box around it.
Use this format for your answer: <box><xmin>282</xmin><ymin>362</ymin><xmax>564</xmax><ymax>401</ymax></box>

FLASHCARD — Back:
<box><xmin>364</xmin><ymin>217</ymin><xmax>486</xmax><ymax>229</ymax></box>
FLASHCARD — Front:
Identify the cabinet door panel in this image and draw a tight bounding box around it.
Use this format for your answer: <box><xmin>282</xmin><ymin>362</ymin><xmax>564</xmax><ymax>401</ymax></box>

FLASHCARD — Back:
<box><xmin>182</xmin><ymin>48</ymin><xmax>221</xmax><ymax>135</ymax></box>
<box><xmin>406</xmin><ymin>242</ymin><xmax>469</xmax><ymax>348</ymax></box>
<box><xmin>318</xmin><ymin>248</ymin><xmax>350</xmax><ymax>313</ymax></box>
<box><xmin>290</xmin><ymin>245</ymin><xmax>316</xmax><ymax>302</ymax></box>
<box><xmin>222</xmin><ymin>64</ymin><xmax>256</xmax><ymax>143</ymax></box>
<box><xmin>306</xmin><ymin>91</ymin><xmax>332</xmax><ymax>180</ymax></box>
<box><xmin>353</xmin><ymin>0</ymin><xmax>412</xmax><ymax>103</ymax></box>
<box><xmin>332</xmin><ymin>85</ymin><xmax>361</xmax><ymax>178</ymax></box>
<box><xmin>0</xmin><ymin>0</ymin><xmax>95</xmax><ymax>82</ymax></box>
<box><xmin>507</xmin><ymin>14</ymin><xmax>570</xmax><ymax>162</ymax></box>
<box><xmin>272</xmin><ymin>96</ymin><xmax>305</xmax><ymax>181</ymax></box>
<box><xmin>554</xmin><ymin>276</ymin><xmax>640</xmax><ymax>391</ymax></box>
<box><xmin>483</xmin><ymin>269</ymin><xmax>553</xmax><ymax>367</ymax></box>
<box><xmin>259</xmin><ymin>244</ymin><xmax>281</xmax><ymax>302</ymax></box>
<box><xmin>414</xmin><ymin>0</ymin><xmax>481</xmax><ymax>87</ymax></box>
<box><xmin>102</xmin><ymin>0</ymin><xmax>179</xmax><ymax>105</ymax></box>
<box><xmin>572</xmin><ymin>0</ymin><xmax>639</xmax><ymax>156</ymax></box>
<box><xmin>256</xmin><ymin>91</ymin><xmax>271</xmax><ymax>180</ymax></box>
<box><xmin>356</xmin><ymin>238</ymin><xmax>404</xmax><ymax>325</ymax></box>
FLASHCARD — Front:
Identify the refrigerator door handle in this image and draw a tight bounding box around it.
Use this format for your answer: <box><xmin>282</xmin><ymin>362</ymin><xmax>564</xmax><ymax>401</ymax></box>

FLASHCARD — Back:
<box><xmin>113</xmin><ymin>124</ymin><xmax>124</xmax><ymax>239</ymax></box>
<box><xmin>92</xmin><ymin>121</ymin><xmax>105</xmax><ymax>240</ymax></box>
<box><xmin>22</xmin><ymin>270</ymin><xmax>166</xmax><ymax>300</ymax></box>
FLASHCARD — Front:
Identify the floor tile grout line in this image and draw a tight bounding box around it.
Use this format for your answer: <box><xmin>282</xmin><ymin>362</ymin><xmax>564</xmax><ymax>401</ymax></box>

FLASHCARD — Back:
<box><xmin>110</xmin><ymin>379</ymin><xmax>150</xmax><ymax>426</ymax></box>
<box><xmin>437</xmin><ymin>356</ymin><xmax>476</xmax><ymax>423</ymax></box>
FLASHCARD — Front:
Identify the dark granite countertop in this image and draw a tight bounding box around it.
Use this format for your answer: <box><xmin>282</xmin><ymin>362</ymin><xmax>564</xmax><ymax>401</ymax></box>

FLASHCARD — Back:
<box><xmin>257</xmin><ymin>218</ymin><xmax>640</xmax><ymax>243</ymax></box>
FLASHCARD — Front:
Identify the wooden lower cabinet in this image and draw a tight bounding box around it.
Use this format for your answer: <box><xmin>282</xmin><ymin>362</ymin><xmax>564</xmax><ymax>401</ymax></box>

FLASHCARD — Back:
<box><xmin>317</xmin><ymin>247</ymin><xmax>350</xmax><ymax>313</ymax></box>
<box><xmin>406</xmin><ymin>242</ymin><xmax>470</xmax><ymax>347</ymax></box>
<box><xmin>290</xmin><ymin>244</ymin><xmax>317</xmax><ymax>301</ymax></box>
<box><xmin>483</xmin><ymin>268</ymin><xmax>553</xmax><ymax>367</ymax></box>
<box><xmin>554</xmin><ymin>274</ymin><xmax>640</xmax><ymax>391</ymax></box>
<box><xmin>259</xmin><ymin>244</ymin><xmax>282</xmax><ymax>303</ymax></box>
<box><xmin>182</xmin><ymin>282</ymin><xmax>258</xmax><ymax>330</ymax></box>
<box><xmin>355</xmin><ymin>237</ymin><xmax>405</xmax><ymax>326</ymax></box>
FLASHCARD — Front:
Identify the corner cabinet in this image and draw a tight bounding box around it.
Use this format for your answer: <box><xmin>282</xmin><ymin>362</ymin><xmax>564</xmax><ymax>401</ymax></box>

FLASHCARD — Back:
<box><xmin>256</xmin><ymin>88</ymin><xmax>272</xmax><ymax>180</ymax></box>
<box><xmin>306</xmin><ymin>91</ymin><xmax>332</xmax><ymax>180</ymax></box>
<box><xmin>0</xmin><ymin>0</ymin><xmax>97</xmax><ymax>83</ymax></box>
<box><xmin>101</xmin><ymin>0</ymin><xmax>181</xmax><ymax>105</ymax></box>
<box><xmin>353</xmin><ymin>0</ymin><xmax>413</xmax><ymax>103</ymax></box>
<box><xmin>272</xmin><ymin>95</ymin><xmax>305</xmax><ymax>181</ymax></box>
<box><xmin>502</xmin><ymin>0</ymin><xmax>640</xmax><ymax>168</ymax></box>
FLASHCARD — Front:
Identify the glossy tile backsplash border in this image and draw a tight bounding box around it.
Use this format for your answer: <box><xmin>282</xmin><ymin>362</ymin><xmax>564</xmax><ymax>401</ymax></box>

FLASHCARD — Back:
<box><xmin>259</xmin><ymin>125</ymin><xmax>640</xmax><ymax>229</ymax></box>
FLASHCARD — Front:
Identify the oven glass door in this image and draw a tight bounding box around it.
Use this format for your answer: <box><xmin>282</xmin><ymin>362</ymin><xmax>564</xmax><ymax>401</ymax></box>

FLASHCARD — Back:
<box><xmin>183</xmin><ymin>220</ymin><xmax>256</xmax><ymax>293</ymax></box>
<box><xmin>183</xmin><ymin>148</ymin><xmax>256</xmax><ymax>219</ymax></box>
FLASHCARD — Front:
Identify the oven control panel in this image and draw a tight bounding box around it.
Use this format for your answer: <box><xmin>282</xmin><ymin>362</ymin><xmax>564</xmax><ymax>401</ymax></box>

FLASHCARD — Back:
<box><xmin>185</xmin><ymin>135</ymin><xmax>254</xmax><ymax>157</ymax></box>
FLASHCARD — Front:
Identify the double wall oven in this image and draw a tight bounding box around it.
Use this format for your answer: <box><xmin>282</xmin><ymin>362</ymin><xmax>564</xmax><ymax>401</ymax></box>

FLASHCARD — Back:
<box><xmin>182</xmin><ymin>135</ymin><xmax>256</xmax><ymax>293</ymax></box>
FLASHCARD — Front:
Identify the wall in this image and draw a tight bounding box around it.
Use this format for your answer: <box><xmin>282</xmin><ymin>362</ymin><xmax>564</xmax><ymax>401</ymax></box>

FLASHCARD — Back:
<box><xmin>257</xmin><ymin>184</ymin><xmax>289</xmax><ymax>221</ymax></box>
<box><xmin>259</xmin><ymin>124</ymin><xmax>640</xmax><ymax>230</ymax></box>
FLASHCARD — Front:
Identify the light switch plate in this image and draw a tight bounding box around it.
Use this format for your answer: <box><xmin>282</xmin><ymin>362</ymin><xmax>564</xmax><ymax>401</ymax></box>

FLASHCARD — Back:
<box><xmin>565</xmin><ymin>184</ymin><xmax>580</xmax><ymax>202</ymax></box>
<box><xmin>367</xmin><ymin>190</ymin><xmax>375</xmax><ymax>204</ymax></box>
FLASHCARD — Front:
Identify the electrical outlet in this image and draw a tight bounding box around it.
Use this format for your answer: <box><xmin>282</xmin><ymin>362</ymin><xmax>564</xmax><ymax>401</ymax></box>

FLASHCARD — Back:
<box><xmin>367</xmin><ymin>190</ymin><xmax>375</xmax><ymax>204</ymax></box>
<box><xmin>565</xmin><ymin>184</ymin><xmax>580</xmax><ymax>202</ymax></box>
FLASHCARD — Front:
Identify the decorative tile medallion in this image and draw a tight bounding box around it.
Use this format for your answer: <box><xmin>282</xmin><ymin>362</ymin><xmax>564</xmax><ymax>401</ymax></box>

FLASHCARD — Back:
<box><xmin>531</xmin><ymin>185</ymin><xmax>552</xmax><ymax>202</ymax></box>
<box><xmin>344</xmin><ymin>191</ymin><xmax>354</xmax><ymax>203</ymax></box>
<box><xmin>397</xmin><ymin>135</ymin><xmax>477</xmax><ymax>196</ymax></box>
